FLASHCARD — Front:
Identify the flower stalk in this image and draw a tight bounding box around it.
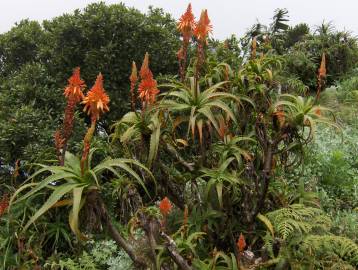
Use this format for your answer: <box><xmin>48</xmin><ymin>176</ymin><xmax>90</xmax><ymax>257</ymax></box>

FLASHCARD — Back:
<box><xmin>81</xmin><ymin>73</ymin><xmax>110</xmax><ymax>175</ymax></box>
<box><xmin>138</xmin><ymin>53</ymin><xmax>159</xmax><ymax>110</ymax></box>
<box><xmin>129</xmin><ymin>61</ymin><xmax>138</xmax><ymax>111</ymax></box>
<box><xmin>177</xmin><ymin>3</ymin><xmax>195</xmax><ymax>82</ymax></box>
<box><xmin>316</xmin><ymin>52</ymin><xmax>326</xmax><ymax>102</ymax></box>
<box><xmin>57</xmin><ymin>67</ymin><xmax>85</xmax><ymax>165</ymax></box>
<box><xmin>193</xmin><ymin>9</ymin><xmax>212</xmax><ymax>99</ymax></box>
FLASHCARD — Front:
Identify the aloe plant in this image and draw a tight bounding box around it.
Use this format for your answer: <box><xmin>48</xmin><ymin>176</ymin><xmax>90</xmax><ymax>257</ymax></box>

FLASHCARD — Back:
<box><xmin>10</xmin><ymin>150</ymin><xmax>154</xmax><ymax>240</ymax></box>
<box><xmin>160</xmin><ymin>79</ymin><xmax>240</xmax><ymax>142</ymax></box>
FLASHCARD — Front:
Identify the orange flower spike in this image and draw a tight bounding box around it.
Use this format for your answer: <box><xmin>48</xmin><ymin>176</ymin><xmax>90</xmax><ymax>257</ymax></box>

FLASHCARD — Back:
<box><xmin>83</xmin><ymin>73</ymin><xmax>110</xmax><ymax>121</ymax></box>
<box><xmin>194</xmin><ymin>9</ymin><xmax>212</xmax><ymax>43</ymax></box>
<box><xmin>237</xmin><ymin>233</ymin><xmax>246</xmax><ymax>253</ymax></box>
<box><xmin>319</xmin><ymin>53</ymin><xmax>327</xmax><ymax>78</ymax></box>
<box><xmin>178</xmin><ymin>3</ymin><xmax>195</xmax><ymax>42</ymax></box>
<box><xmin>138</xmin><ymin>53</ymin><xmax>160</xmax><ymax>105</ymax></box>
<box><xmin>140</xmin><ymin>52</ymin><xmax>152</xmax><ymax>79</ymax></box>
<box><xmin>316</xmin><ymin>53</ymin><xmax>326</xmax><ymax>101</ymax></box>
<box><xmin>159</xmin><ymin>197</ymin><xmax>172</xmax><ymax>216</ymax></box>
<box><xmin>129</xmin><ymin>61</ymin><xmax>138</xmax><ymax>111</ymax></box>
<box><xmin>318</xmin><ymin>53</ymin><xmax>326</xmax><ymax>79</ymax></box>
<box><xmin>138</xmin><ymin>76</ymin><xmax>159</xmax><ymax>103</ymax></box>
<box><xmin>64</xmin><ymin>67</ymin><xmax>86</xmax><ymax>103</ymax></box>
<box><xmin>130</xmin><ymin>61</ymin><xmax>138</xmax><ymax>85</ymax></box>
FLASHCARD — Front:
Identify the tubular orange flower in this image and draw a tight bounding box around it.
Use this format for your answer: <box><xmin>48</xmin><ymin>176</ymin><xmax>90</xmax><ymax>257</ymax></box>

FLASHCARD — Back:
<box><xmin>237</xmin><ymin>233</ymin><xmax>246</xmax><ymax>252</ymax></box>
<box><xmin>178</xmin><ymin>3</ymin><xmax>195</xmax><ymax>42</ymax></box>
<box><xmin>130</xmin><ymin>61</ymin><xmax>138</xmax><ymax>111</ymax></box>
<box><xmin>64</xmin><ymin>67</ymin><xmax>85</xmax><ymax>103</ymax></box>
<box><xmin>138</xmin><ymin>53</ymin><xmax>160</xmax><ymax>105</ymax></box>
<box><xmin>138</xmin><ymin>77</ymin><xmax>160</xmax><ymax>104</ymax></box>
<box><xmin>83</xmin><ymin>73</ymin><xmax>110</xmax><ymax>121</ymax></box>
<box><xmin>193</xmin><ymin>9</ymin><xmax>212</xmax><ymax>43</ymax></box>
<box><xmin>159</xmin><ymin>197</ymin><xmax>172</xmax><ymax>216</ymax></box>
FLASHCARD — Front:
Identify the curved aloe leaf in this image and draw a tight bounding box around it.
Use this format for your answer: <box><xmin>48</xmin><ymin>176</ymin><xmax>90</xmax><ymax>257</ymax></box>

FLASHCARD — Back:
<box><xmin>23</xmin><ymin>183</ymin><xmax>80</xmax><ymax>232</ymax></box>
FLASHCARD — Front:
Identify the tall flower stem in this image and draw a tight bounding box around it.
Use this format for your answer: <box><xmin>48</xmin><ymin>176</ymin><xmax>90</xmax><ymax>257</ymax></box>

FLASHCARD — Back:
<box><xmin>80</xmin><ymin>119</ymin><xmax>96</xmax><ymax>176</ymax></box>
<box><xmin>130</xmin><ymin>61</ymin><xmax>138</xmax><ymax>111</ymax></box>
<box><xmin>177</xmin><ymin>4</ymin><xmax>195</xmax><ymax>83</ymax></box>
<box><xmin>315</xmin><ymin>52</ymin><xmax>326</xmax><ymax>103</ymax></box>
<box><xmin>194</xmin><ymin>42</ymin><xmax>204</xmax><ymax>100</ymax></box>
<box><xmin>56</xmin><ymin>67</ymin><xmax>85</xmax><ymax>166</ymax></box>
<box><xmin>193</xmin><ymin>9</ymin><xmax>212</xmax><ymax>99</ymax></box>
<box><xmin>60</xmin><ymin>97</ymin><xmax>76</xmax><ymax>165</ymax></box>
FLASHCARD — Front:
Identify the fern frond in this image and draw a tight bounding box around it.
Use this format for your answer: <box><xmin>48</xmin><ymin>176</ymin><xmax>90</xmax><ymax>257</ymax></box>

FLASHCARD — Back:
<box><xmin>266</xmin><ymin>204</ymin><xmax>330</xmax><ymax>239</ymax></box>
<box><xmin>299</xmin><ymin>235</ymin><xmax>358</xmax><ymax>268</ymax></box>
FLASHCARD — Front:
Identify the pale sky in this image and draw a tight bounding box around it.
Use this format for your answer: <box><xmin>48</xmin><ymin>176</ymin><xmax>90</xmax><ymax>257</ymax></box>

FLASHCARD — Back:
<box><xmin>1</xmin><ymin>0</ymin><xmax>358</xmax><ymax>39</ymax></box>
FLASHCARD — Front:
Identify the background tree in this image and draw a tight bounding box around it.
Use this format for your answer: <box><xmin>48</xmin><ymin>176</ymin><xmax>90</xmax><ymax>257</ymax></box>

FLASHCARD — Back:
<box><xmin>0</xmin><ymin>2</ymin><xmax>180</xmax><ymax>179</ymax></box>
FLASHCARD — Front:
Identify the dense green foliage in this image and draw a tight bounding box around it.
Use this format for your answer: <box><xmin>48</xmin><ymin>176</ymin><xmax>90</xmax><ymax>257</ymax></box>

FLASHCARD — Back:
<box><xmin>1</xmin><ymin>3</ymin><xmax>358</xmax><ymax>270</ymax></box>
<box><xmin>0</xmin><ymin>2</ymin><xmax>180</xmax><ymax>172</ymax></box>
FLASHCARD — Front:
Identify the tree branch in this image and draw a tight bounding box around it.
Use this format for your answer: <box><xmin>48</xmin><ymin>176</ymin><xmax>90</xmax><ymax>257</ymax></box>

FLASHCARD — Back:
<box><xmin>161</xmin><ymin>232</ymin><xmax>193</xmax><ymax>270</ymax></box>
<box><xmin>88</xmin><ymin>191</ymin><xmax>148</xmax><ymax>268</ymax></box>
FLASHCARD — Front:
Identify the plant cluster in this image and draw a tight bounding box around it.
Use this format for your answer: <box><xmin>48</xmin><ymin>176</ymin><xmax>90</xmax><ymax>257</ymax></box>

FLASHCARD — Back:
<box><xmin>1</xmin><ymin>2</ymin><xmax>358</xmax><ymax>270</ymax></box>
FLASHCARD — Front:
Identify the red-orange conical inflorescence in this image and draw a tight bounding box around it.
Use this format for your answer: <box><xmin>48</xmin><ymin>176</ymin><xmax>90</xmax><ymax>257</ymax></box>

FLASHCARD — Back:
<box><xmin>130</xmin><ymin>61</ymin><xmax>138</xmax><ymax>87</ymax></box>
<box><xmin>177</xmin><ymin>4</ymin><xmax>195</xmax><ymax>82</ymax></box>
<box><xmin>61</xmin><ymin>67</ymin><xmax>86</xmax><ymax>154</ymax></box>
<box><xmin>81</xmin><ymin>74</ymin><xmax>109</xmax><ymax>174</ymax></box>
<box><xmin>194</xmin><ymin>9</ymin><xmax>212</xmax><ymax>44</ymax></box>
<box><xmin>159</xmin><ymin>197</ymin><xmax>172</xmax><ymax>216</ymax></box>
<box><xmin>83</xmin><ymin>73</ymin><xmax>110</xmax><ymax>121</ymax></box>
<box><xmin>138</xmin><ymin>53</ymin><xmax>160</xmax><ymax>106</ymax></box>
<box><xmin>237</xmin><ymin>233</ymin><xmax>246</xmax><ymax>253</ymax></box>
<box><xmin>140</xmin><ymin>52</ymin><xmax>151</xmax><ymax>79</ymax></box>
<box><xmin>64</xmin><ymin>67</ymin><xmax>86</xmax><ymax>103</ymax></box>
<box><xmin>318</xmin><ymin>53</ymin><xmax>326</xmax><ymax>79</ymax></box>
<box><xmin>130</xmin><ymin>61</ymin><xmax>138</xmax><ymax>111</ymax></box>
<box><xmin>316</xmin><ymin>53</ymin><xmax>326</xmax><ymax>101</ymax></box>
<box><xmin>178</xmin><ymin>3</ymin><xmax>195</xmax><ymax>42</ymax></box>
<box><xmin>0</xmin><ymin>194</ymin><xmax>9</xmax><ymax>217</ymax></box>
